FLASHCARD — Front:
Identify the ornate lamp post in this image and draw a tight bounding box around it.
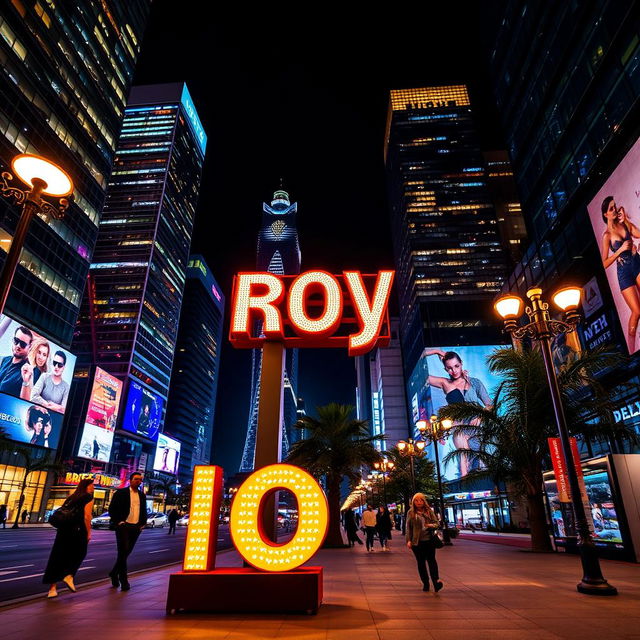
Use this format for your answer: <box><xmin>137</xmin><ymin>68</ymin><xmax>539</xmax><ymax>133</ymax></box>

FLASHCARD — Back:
<box><xmin>495</xmin><ymin>286</ymin><xmax>617</xmax><ymax>596</ymax></box>
<box><xmin>0</xmin><ymin>154</ymin><xmax>73</xmax><ymax>315</ymax></box>
<box><xmin>373</xmin><ymin>458</ymin><xmax>394</xmax><ymax>507</ymax></box>
<box><xmin>397</xmin><ymin>437</ymin><xmax>426</xmax><ymax>495</ymax></box>
<box><xmin>417</xmin><ymin>416</ymin><xmax>454</xmax><ymax>545</ymax></box>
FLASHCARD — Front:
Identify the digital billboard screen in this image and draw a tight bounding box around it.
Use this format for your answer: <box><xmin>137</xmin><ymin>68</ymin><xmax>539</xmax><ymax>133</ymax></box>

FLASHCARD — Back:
<box><xmin>407</xmin><ymin>345</ymin><xmax>507</xmax><ymax>481</ymax></box>
<box><xmin>587</xmin><ymin>135</ymin><xmax>640</xmax><ymax>354</ymax></box>
<box><xmin>153</xmin><ymin>433</ymin><xmax>181</xmax><ymax>475</ymax></box>
<box><xmin>122</xmin><ymin>380</ymin><xmax>163</xmax><ymax>441</ymax></box>
<box><xmin>76</xmin><ymin>367</ymin><xmax>123</xmax><ymax>462</ymax></box>
<box><xmin>0</xmin><ymin>392</ymin><xmax>64</xmax><ymax>448</ymax></box>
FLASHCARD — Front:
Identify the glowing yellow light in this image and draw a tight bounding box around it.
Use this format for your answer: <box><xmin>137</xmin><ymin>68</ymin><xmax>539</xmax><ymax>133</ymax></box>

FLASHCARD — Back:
<box><xmin>552</xmin><ymin>286</ymin><xmax>581</xmax><ymax>312</ymax></box>
<box><xmin>344</xmin><ymin>271</ymin><xmax>394</xmax><ymax>356</ymax></box>
<box><xmin>230</xmin><ymin>273</ymin><xmax>284</xmax><ymax>338</ymax></box>
<box><xmin>441</xmin><ymin>418</ymin><xmax>453</xmax><ymax>430</ymax></box>
<box><xmin>288</xmin><ymin>271</ymin><xmax>342</xmax><ymax>337</ymax></box>
<box><xmin>230</xmin><ymin>463</ymin><xmax>328</xmax><ymax>572</ymax></box>
<box><xmin>390</xmin><ymin>85</ymin><xmax>470</xmax><ymax>111</ymax></box>
<box><xmin>11</xmin><ymin>154</ymin><xmax>73</xmax><ymax>197</ymax></box>
<box><xmin>494</xmin><ymin>295</ymin><xmax>524</xmax><ymax>320</ymax></box>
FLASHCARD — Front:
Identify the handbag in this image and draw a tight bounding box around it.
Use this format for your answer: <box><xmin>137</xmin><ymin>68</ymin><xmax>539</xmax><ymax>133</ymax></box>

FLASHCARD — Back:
<box><xmin>432</xmin><ymin>530</ymin><xmax>444</xmax><ymax>549</ymax></box>
<box><xmin>49</xmin><ymin>502</ymin><xmax>80</xmax><ymax>529</ymax></box>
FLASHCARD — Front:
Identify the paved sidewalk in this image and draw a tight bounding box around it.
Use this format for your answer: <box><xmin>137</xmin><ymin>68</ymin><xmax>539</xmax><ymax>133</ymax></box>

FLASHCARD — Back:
<box><xmin>2</xmin><ymin>537</ymin><xmax>639</xmax><ymax>639</ymax></box>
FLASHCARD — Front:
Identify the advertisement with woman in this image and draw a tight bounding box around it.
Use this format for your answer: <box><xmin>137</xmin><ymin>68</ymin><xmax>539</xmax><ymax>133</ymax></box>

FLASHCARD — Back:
<box><xmin>587</xmin><ymin>136</ymin><xmax>640</xmax><ymax>354</ymax></box>
<box><xmin>407</xmin><ymin>345</ymin><xmax>506</xmax><ymax>481</ymax></box>
<box><xmin>0</xmin><ymin>393</ymin><xmax>64</xmax><ymax>449</ymax></box>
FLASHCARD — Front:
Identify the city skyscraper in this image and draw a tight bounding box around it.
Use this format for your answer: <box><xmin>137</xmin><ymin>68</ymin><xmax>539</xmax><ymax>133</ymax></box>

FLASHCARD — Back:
<box><xmin>164</xmin><ymin>255</ymin><xmax>224</xmax><ymax>485</ymax></box>
<box><xmin>385</xmin><ymin>85</ymin><xmax>518</xmax><ymax>378</ymax></box>
<box><xmin>66</xmin><ymin>82</ymin><xmax>207</xmax><ymax>488</ymax></box>
<box><xmin>239</xmin><ymin>189</ymin><xmax>301</xmax><ymax>472</ymax></box>
<box><xmin>0</xmin><ymin>2</ymin><xmax>150</xmax><ymax>523</ymax></box>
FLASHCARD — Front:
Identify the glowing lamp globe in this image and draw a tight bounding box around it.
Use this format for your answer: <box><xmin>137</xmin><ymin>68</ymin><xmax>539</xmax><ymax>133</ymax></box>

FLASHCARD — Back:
<box><xmin>11</xmin><ymin>154</ymin><xmax>73</xmax><ymax>197</ymax></box>
<box><xmin>494</xmin><ymin>295</ymin><xmax>524</xmax><ymax>320</ymax></box>
<box><xmin>441</xmin><ymin>418</ymin><xmax>453</xmax><ymax>430</ymax></box>
<box><xmin>415</xmin><ymin>440</ymin><xmax>426</xmax><ymax>452</ymax></box>
<box><xmin>416</xmin><ymin>419</ymin><xmax>428</xmax><ymax>432</ymax></box>
<box><xmin>552</xmin><ymin>286</ymin><xmax>581</xmax><ymax>312</ymax></box>
<box><xmin>397</xmin><ymin>441</ymin><xmax>407</xmax><ymax>451</ymax></box>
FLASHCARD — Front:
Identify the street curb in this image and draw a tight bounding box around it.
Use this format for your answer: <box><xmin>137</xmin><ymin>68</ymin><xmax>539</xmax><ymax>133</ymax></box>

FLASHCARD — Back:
<box><xmin>0</xmin><ymin>546</ymin><xmax>235</xmax><ymax>609</ymax></box>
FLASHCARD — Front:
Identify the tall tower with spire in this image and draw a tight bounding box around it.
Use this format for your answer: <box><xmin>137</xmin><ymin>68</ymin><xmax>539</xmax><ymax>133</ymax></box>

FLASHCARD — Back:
<box><xmin>239</xmin><ymin>189</ymin><xmax>301</xmax><ymax>472</ymax></box>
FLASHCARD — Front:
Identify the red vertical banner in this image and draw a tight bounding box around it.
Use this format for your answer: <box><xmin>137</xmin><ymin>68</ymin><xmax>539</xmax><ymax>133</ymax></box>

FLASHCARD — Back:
<box><xmin>569</xmin><ymin>438</ymin><xmax>595</xmax><ymax>535</ymax></box>
<box><xmin>548</xmin><ymin>438</ymin><xmax>571</xmax><ymax>502</ymax></box>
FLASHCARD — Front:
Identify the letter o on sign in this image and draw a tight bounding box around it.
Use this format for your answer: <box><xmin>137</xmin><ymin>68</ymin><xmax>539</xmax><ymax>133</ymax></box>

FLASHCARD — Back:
<box><xmin>230</xmin><ymin>464</ymin><xmax>329</xmax><ymax>572</ymax></box>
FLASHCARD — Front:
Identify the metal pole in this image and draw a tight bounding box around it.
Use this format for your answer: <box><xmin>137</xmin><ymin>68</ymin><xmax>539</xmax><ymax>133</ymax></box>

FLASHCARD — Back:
<box><xmin>538</xmin><ymin>335</ymin><xmax>616</xmax><ymax>595</ymax></box>
<box><xmin>432</xmin><ymin>429</ymin><xmax>452</xmax><ymax>545</ymax></box>
<box><xmin>382</xmin><ymin>471</ymin><xmax>387</xmax><ymax>507</ymax></box>
<box><xmin>409</xmin><ymin>454</ymin><xmax>416</xmax><ymax>496</ymax></box>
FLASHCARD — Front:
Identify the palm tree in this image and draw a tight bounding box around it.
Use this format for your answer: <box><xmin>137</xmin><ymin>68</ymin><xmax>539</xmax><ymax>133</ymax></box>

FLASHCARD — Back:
<box><xmin>440</xmin><ymin>346</ymin><xmax>636</xmax><ymax>552</ymax></box>
<box><xmin>287</xmin><ymin>403</ymin><xmax>382</xmax><ymax>547</ymax></box>
<box><xmin>149</xmin><ymin>473</ymin><xmax>178</xmax><ymax>513</ymax></box>
<box><xmin>10</xmin><ymin>446</ymin><xmax>63</xmax><ymax>528</ymax></box>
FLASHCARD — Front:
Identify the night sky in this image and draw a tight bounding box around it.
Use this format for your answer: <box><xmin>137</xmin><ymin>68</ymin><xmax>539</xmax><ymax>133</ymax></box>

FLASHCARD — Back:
<box><xmin>133</xmin><ymin>3</ymin><xmax>508</xmax><ymax>473</ymax></box>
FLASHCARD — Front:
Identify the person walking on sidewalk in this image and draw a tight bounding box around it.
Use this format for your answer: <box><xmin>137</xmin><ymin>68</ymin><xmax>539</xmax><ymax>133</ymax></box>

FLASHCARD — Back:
<box><xmin>108</xmin><ymin>471</ymin><xmax>147</xmax><ymax>591</ymax></box>
<box><xmin>167</xmin><ymin>508</ymin><xmax>179</xmax><ymax>535</ymax></box>
<box><xmin>406</xmin><ymin>493</ymin><xmax>443</xmax><ymax>592</ymax></box>
<box><xmin>344</xmin><ymin>508</ymin><xmax>363</xmax><ymax>547</ymax></box>
<box><xmin>0</xmin><ymin>504</ymin><xmax>6</xmax><ymax>529</ymax></box>
<box><xmin>376</xmin><ymin>505</ymin><xmax>393</xmax><ymax>551</ymax></box>
<box><xmin>43</xmin><ymin>478</ymin><xmax>94</xmax><ymax>598</ymax></box>
<box><xmin>362</xmin><ymin>504</ymin><xmax>378</xmax><ymax>552</ymax></box>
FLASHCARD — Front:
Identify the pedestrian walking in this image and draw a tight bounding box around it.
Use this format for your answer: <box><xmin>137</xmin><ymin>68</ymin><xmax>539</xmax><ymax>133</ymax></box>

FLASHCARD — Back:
<box><xmin>108</xmin><ymin>471</ymin><xmax>147</xmax><ymax>591</ymax></box>
<box><xmin>167</xmin><ymin>508</ymin><xmax>179</xmax><ymax>535</ymax></box>
<box><xmin>43</xmin><ymin>478</ymin><xmax>94</xmax><ymax>598</ymax></box>
<box><xmin>0</xmin><ymin>504</ymin><xmax>6</xmax><ymax>529</ymax></box>
<box><xmin>376</xmin><ymin>505</ymin><xmax>393</xmax><ymax>551</ymax></box>
<box><xmin>343</xmin><ymin>508</ymin><xmax>363</xmax><ymax>547</ymax></box>
<box><xmin>406</xmin><ymin>493</ymin><xmax>443</xmax><ymax>592</ymax></box>
<box><xmin>21</xmin><ymin>509</ymin><xmax>28</xmax><ymax>524</ymax></box>
<box><xmin>362</xmin><ymin>504</ymin><xmax>378</xmax><ymax>552</ymax></box>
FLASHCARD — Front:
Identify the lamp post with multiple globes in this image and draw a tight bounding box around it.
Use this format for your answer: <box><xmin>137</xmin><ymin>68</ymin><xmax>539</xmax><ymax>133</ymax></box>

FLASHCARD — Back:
<box><xmin>396</xmin><ymin>437</ymin><xmax>426</xmax><ymax>495</ymax></box>
<box><xmin>0</xmin><ymin>154</ymin><xmax>73</xmax><ymax>315</ymax></box>
<box><xmin>373</xmin><ymin>458</ymin><xmax>394</xmax><ymax>507</ymax></box>
<box><xmin>495</xmin><ymin>286</ymin><xmax>617</xmax><ymax>596</ymax></box>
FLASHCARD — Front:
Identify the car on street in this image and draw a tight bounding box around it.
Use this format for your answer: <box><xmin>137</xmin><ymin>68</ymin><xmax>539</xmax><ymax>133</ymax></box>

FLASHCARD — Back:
<box><xmin>145</xmin><ymin>512</ymin><xmax>168</xmax><ymax>528</ymax></box>
<box><xmin>91</xmin><ymin>512</ymin><xmax>111</xmax><ymax>529</ymax></box>
<box><xmin>177</xmin><ymin>514</ymin><xmax>189</xmax><ymax>526</ymax></box>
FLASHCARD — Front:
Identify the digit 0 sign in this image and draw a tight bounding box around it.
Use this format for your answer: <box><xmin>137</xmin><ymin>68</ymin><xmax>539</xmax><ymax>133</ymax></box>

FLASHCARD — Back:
<box><xmin>183</xmin><ymin>463</ymin><xmax>328</xmax><ymax>572</ymax></box>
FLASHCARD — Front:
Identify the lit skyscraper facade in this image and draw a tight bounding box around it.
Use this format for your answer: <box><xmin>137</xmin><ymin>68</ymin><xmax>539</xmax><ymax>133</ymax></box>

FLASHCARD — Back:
<box><xmin>68</xmin><ymin>82</ymin><xmax>207</xmax><ymax>479</ymax></box>
<box><xmin>0</xmin><ymin>2</ymin><xmax>150</xmax><ymax>344</ymax></box>
<box><xmin>164</xmin><ymin>255</ymin><xmax>224</xmax><ymax>484</ymax></box>
<box><xmin>240</xmin><ymin>190</ymin><xmax>301</xmax><ymax>471</ymax></box>
<box><xmin>385</xmin><ymin>85</ymin><xmax>515</xmax><ymax>377</ymax></box>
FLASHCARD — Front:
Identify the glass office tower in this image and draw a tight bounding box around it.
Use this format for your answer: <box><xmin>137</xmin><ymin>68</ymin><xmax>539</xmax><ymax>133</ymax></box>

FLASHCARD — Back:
<box><xmin>385</xmin><ymin>85</ymin><xmax>515</xmax><ymax>377</ymax></box>
<box><xmin>164</xmin><ymin>255</ymin><xmax>224</xmax><ymax>485</ymax></box>
<box><xmin>67</xmin><ymin>82</ymin><xmax>207</xmax><ymax>485</ymax></box>
<box><xmin>239</xmin><ymin>190</ymin><xmax>301</xmax><ymax>472</ymax></box>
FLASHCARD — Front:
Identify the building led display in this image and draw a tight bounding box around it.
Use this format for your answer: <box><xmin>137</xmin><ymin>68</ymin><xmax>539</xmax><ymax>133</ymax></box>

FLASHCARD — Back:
<box><xmin>76</xmin><ymin>367</ymin><xmax>123</xmax><ymax>462</ymax></box>
<box><xmin>407</xmin><ymin>344</ymin><xmax>507</xmax><ymax>481</ymax></box>
<box><xmin>587</xmin><ymin>136</ymin><xmax>640</xmax><ymax>355</ymax></box>
<box><xmin>0</xmin><ymin>392</ymin><xmax>64</xmax><ymax>449</ymax></box>
<box><xmin>122</xmin><ymin>380</ymin><xmax>163</xmax><ymax>441</ymax></box>
<box><xmin>153</xmin><ymin>433</ymin><xmax>181</xmax><ymax>475</ymax></box>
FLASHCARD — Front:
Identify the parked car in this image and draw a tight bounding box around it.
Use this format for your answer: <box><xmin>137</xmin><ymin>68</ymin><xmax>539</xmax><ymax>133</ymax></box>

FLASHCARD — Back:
<box><xmin>145</xmin><ymin>512</ymin><xmax>168</xmax><ymax>528</ymax></box>
<box><xmin>177</xmin><ymin>514</ymin><xmax>189</xmax><ymax>526</ymax></box>
<box><xmin>91</xmin><ymin>512</ymin><xmax>111</xmax><ymax>529</ymax></box>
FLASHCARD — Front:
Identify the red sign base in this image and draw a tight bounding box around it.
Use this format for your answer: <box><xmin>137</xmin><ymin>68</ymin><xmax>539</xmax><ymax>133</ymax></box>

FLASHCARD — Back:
<box><xmin>166</xmin><ymin>566</ymin><xmax>323</xmax><ymax>615</ymax></box>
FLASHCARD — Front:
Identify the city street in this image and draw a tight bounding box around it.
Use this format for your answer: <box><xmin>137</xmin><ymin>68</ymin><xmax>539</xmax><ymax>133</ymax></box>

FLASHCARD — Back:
<box><xmin>0</xmin><ymin>524</ymin><xmax>232</xmax><ymax>602</ymax></box>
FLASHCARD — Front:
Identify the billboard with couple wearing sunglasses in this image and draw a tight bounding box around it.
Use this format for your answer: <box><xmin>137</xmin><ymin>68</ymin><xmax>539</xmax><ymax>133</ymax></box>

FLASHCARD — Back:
<box><xmin>0</xmin><ymin>313</ymin><xmax>76</xmax><ymax>448</ymax></box>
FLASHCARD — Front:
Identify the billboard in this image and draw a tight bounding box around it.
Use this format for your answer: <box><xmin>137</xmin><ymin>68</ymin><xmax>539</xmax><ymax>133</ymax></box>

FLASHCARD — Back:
<box><xmin>76</xmin><ymin>367</ymin><xmax>123</xmax><ymax>462</ymax></box>
<box><xmin>122</xmin><ymin>380</ymin><xmax>163</xmax><ymax>441</ymax></box>
<box><xmin>153</xmin><ymin>433</ymin><xmax>181</xmax><ymax>474</ymax></box>
<box><xmin>407</xmin><ymin>345</ymin><xmax>507</xmax><ymax>481</ymax></box>
<box><xmin>0</xmin><ymin>392</ymin><xmax>64</xmax><ymax>448</ymax></box>
<box><xmin>587</xmin><ymin>136</ymin><xmax>640</xmax><ymax>354</ymax></box>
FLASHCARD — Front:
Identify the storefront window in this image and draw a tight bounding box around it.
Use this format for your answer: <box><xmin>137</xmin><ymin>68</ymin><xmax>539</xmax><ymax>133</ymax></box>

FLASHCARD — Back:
<box><xmin>0</xmin><ymin>464</ymin><xmax>47</xmax><ymax>523</ymax></box>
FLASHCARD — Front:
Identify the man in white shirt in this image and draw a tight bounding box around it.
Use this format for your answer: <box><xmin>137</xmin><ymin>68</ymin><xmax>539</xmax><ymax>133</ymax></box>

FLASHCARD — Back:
<box><xmin>108</xmin><ymin>472</ymin><xmax>147</xmax><ymax>590</ymax></box>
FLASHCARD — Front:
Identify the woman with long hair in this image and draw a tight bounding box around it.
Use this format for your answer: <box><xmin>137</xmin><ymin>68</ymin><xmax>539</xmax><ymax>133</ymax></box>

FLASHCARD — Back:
<box><xmin>20</xmin><ymin>337</ymin><xmax>50</xmax><ymax>402</ymax></box>
<box><xmin>600</xmin><ymin>196</ymin><xmax>640</xmax><ymax>351</ymax></box>
<box><xmin>43</xmin><ymin>477</ymin><xmax>94</xmax><ymax>598</ymax></box>
<box><xmin>406</xmin><ymin>493</ymin><xmax>443</xmax><ymax>592</ymax></box>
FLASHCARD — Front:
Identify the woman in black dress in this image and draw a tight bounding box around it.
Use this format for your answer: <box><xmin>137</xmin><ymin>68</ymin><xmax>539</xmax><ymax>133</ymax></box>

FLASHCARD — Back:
<box><xmin>44</xmin><ymin>478</ymin><xmax>94</xmax><ymax>598</ymax></box>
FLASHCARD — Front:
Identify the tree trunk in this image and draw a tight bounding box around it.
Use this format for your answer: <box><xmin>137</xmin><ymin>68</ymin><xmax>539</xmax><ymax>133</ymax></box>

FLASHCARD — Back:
<box><xmin>323</xmin><ymin>474</ymin><xmax>346</xmax><ymax>548</ymax></box>
<box><xmin>12</xmin><ymin>476</ymin><xmax>28</xmax><ymax>529</ymax></box>
<box><xmin>526</xmin><ymin>490</ymin><xmax>553</xmax><ymax>552</ymax></box>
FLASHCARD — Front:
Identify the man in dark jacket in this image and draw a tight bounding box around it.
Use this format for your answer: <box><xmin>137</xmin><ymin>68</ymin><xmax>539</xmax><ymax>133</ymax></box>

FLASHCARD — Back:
<box><xmin>108</xmin><ymin>472</ymin><xmax>147</xmax><ymax>590</ymax></box>
<box><xmin>167</xmin><ymin>508</ymin><xmax>179</xmax><ymax>535</ymax></box>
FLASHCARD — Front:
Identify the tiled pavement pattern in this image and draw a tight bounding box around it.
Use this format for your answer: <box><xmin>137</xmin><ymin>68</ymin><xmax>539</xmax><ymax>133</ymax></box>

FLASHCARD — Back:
<box><xmin>2</xmin><ymin>537</ymin><xmax>638</xmax><ymax>639</ymax></box>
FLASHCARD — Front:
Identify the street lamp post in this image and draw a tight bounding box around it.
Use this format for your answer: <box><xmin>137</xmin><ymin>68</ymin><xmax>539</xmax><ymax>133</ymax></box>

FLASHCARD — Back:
<box><xmin>417</xmin><ymin>417</ymin><xmax>454</xmax><ymax>545</ymax></box>
<box><xmin>0</xmin><ymin>154</ymin><xmax>73</xmax><ymax>315</ymax></box>
<box><xmin>373</xmin><ymin>458</ymin><xmax>395</xmax><ymax>507</ymax></box>
<box><xmin>495</xmin><ymin>286</ymin><xmax>617</xmax><ymax>596</ymax></box>
<box><xmin>396</xmin><ymin>438</ymin><xmax>426</xmax><ymax>495</ymax></box>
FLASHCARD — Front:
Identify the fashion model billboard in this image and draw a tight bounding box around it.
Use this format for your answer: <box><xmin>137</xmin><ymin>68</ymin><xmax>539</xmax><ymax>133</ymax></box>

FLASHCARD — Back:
<box><xmin>587</xmin><ymin>135</ymin><xmax>640</xmax><ymax>354</ymax></box>
<box><xmin>153</xmin><ymin>433</ymin><xmax>181</xmax><ymax>475</ymax></box>
<box><xmin>0</xmin><ymin>314</ymin><xmax>76</xmax><ymax>448</ymax></box>
<box><xmin>407</xmin><ymin>345</ymin><xmax>506</xmax><ymax>482</ymax></box>
<box><xmin>122</xmin><ymin>380</ymin><xmax>163</xmax><ymax>441</ymax></box>
<box><xmin>76</xmin><ymin>367</ymin><xmax>123</xmax><ymax>462</ymax></box>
